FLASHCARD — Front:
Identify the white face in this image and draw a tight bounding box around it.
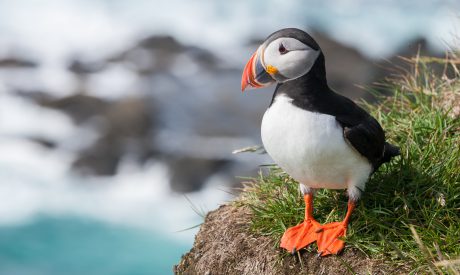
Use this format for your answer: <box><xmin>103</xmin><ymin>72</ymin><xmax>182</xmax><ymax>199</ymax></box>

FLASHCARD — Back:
<box><xmin>261</xmin><ymin>37</ymin><xmax>320</xmax><ymax>81</ymax></box>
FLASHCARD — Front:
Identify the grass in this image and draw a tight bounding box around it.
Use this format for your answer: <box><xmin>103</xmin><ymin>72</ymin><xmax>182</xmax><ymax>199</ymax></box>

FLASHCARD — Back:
<box><xmin>237</xmin><ymin>55</ymin><xmax>460</xmax><ymax>274</ymax></box>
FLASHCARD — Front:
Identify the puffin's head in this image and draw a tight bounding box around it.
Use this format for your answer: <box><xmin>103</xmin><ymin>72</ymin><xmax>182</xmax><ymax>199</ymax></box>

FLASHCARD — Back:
<box><xmin>241</xmin><ymin>28</ymin><xmax>322</xmax><ymax>91</ymax></box>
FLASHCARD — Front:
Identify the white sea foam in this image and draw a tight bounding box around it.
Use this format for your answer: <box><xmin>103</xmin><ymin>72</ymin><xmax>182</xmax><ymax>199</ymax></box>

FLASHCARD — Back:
<box><xmin>0</xmin><ymin>135</ymin><xmax>232</xmax><ymax>242</ymax></box>
<box><xmin>0</xmin><ymin>93</ymin><xmax>71</xmax><ymax>139</ymax></box>
<box><xmin>86</xmin><ymin>63</ymin><xmax>142</xmax><ymax>100</ymax></box>
<box><xmin>0</xmin><ymin>89</ymin><xmax>231</xmax><ymax>243</ymax></box>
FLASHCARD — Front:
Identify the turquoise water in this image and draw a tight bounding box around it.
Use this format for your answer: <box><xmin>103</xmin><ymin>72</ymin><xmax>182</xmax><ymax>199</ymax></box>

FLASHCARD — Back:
<box><xmin>0</xmin><ymin>216</ymin><xmax>189</xmax><ymax>275</ymax></box>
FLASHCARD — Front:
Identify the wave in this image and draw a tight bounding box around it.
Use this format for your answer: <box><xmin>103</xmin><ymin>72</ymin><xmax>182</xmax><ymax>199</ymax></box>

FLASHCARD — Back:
<box><xmin>0</xmin><ymin>135</ymin><xmax>232</xmax><ymax>242</ymax></box>
<box><xmin>0</xmin><ymin>91</ymin><xmax>232</xmax><ymax>243</ymax></box>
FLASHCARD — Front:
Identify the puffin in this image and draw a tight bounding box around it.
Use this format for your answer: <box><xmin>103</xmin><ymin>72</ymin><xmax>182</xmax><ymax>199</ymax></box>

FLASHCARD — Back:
<box><xmin>241</xmin><ymin>28</ymin><xmax>399</xmax><ymax>256</ymax></box>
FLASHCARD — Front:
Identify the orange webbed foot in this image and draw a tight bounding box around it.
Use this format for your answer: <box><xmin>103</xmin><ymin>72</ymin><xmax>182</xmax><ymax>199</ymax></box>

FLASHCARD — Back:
<box><xmin>280</xmin><ymin>218</ymin><xmax>321</xmax><ymax>254</ymax></box>
<box><xmin>316</xmin><ymin>221</ymin><xmax>347</xmax><ymax>256</ymax></box>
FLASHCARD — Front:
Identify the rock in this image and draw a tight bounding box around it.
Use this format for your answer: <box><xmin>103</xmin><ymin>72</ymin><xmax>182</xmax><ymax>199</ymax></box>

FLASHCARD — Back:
<box><xmin>112</xmin><ymin>35</ymin><xmax>219</xmax><ymax>74</ymax></box>
<box><xmin>312</xmin><ymin>32</ymin><xmax>377</xmax><ymax>100</ymax></box>
<box><xmin>68</xmin><ymin>58</ymin><xmax>106</xmax><ymax>74</ymax></box>
<box><xmin>113</xmin><ymin>35</ymin><xmax>186</xmax><ymax>74</ymax></box>
<box><xmin>39</xmin><ymin>94</ymin><xmax>109</xmax><ymax>124</ymax></box>
<box><xmin>374</xmin><ymin>36</ymin><xmax>443</xmax><ymax>82</ymax></box>
<box><xmin>72</xmin><ymin>97</ymin><xmax>156</xmax><ymax>176</ymax></box>
<box><xmin>14</xmin><ymin>89</ymin><xmax>55</xmax><ymax>103</ymax></box>
<box><xmin>0</xmin><ymin>56</ymin><xmax>37</xmax><ymax>68</ymax></box>
<box><xmin>36</xmin><ymin>91</ymin><xmax>157</xmax><ymax>175</ymax></box>
<box><xmin>27</xmin><ymin>136</ymin><xmax>57</xmax><ymax>149</ymax></box>
<box><xmin>175</xmin><ymin>204</ymin><xmax>408</xmax><ymax>274</ymax></box>
<box><xmin>185</xmin><ymin>46</ymin><xmax>219</xmax><ymax>69</ymax></box>
<box><xmin>393</xmin><ymin>37</ymin><xmax>434</xmax><ymax>57</ymax></box>
<box><xmin>72</xmin><ymin>138</ymin><xmax>122</xmax><ymax>175</ymax></box>
<box><xmin>138</xmin><ymin>35</ymin><xmax>186</xmax><ymax>52</ymax></box>
<box><xmin>104</xmin><ymin>97</ymin><xmax>153</xmax><ymax>139</ymax></box>
<box><xmin>167</xmin><ymin>156</ymin><xmax>231</xmax><ymax>193</ymax></box>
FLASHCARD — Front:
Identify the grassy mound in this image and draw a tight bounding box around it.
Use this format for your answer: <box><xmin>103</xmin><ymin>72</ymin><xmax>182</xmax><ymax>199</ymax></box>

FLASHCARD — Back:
<box><xmin>239</xmin><ymin>56</ymin><xmax>460</xmax><ymax>273</ymax></box>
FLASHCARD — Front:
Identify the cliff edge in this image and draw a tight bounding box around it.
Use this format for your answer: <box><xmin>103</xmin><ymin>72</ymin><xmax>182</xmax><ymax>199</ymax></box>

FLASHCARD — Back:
<box><xmin>174</xmin><ymin>204</ymin><xmax>399</xmax><ymax>274</ymax></box>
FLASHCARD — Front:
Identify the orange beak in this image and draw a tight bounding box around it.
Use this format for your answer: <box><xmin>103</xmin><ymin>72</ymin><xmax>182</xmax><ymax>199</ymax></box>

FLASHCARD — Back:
<box><xmin>241</xmin><ymin>47</ymin><xmax>276</xmax><ymax>92</ymax></box>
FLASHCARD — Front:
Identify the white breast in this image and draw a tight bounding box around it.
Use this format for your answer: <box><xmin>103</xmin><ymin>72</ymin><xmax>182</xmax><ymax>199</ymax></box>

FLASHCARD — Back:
<box><xmin>261</xmin><ymin>95</ymin><xmax>372</xmax><ymax>192</ymax></box>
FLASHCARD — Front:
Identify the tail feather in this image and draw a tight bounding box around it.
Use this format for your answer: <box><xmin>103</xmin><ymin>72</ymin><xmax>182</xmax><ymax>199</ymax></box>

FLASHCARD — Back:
<box><xmin>381</xmin><ymin>142</ymin><xmax>400</xmax><ymax>164</ymax></box>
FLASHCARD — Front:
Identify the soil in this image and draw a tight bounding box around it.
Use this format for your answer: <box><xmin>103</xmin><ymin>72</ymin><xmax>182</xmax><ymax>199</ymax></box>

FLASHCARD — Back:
<box><xmin>174</xmin><ymin>204</ymin><xmax>406</xmax><ymax>275</ymax></box>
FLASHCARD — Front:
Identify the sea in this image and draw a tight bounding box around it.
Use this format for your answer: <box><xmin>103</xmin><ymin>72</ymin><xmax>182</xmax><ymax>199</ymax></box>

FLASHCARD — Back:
<box><xmin>0</xmin><ymin>0</ymin><xmax>458</xmax><ymax>274</ymax></box>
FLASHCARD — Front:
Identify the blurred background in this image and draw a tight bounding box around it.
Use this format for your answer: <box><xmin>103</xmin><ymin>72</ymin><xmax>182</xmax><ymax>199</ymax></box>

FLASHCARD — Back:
<box><xmin>0</xmin><ymin>0</ymin><xmax>458</xmax><ymax>274</ymax></box>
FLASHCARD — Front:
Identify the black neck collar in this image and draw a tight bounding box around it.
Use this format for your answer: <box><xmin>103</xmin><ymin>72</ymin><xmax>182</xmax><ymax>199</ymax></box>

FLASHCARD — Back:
<box><xmin>271</xmin><ymin>53</ymin><xmax>332</xmax><ymax>110</ymax></box>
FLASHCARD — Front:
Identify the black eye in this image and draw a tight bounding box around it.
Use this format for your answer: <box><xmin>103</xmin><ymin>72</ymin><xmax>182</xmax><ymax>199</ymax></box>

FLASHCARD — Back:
<box><xmin>278</xmin><ymin>43</ymin><xmax>287</xmax><ymax>54</ymax></box>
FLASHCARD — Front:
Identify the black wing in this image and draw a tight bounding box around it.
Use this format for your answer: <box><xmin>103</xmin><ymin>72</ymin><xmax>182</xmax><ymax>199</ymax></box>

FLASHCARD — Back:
<box><xmin>339</xmin><ymin>116</ymin><xmax>386</xmax><ymax>168</ymax></box>
<box><xmin>327</xmin><ymin>94</ymin><xmax>386</xmax><ymax>169</ymax></box>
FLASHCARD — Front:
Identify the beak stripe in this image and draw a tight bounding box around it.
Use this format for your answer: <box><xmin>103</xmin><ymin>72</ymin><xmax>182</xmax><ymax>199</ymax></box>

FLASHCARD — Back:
<box><xmin>248</xmin><ymin>53</ymin><xmax>264</xmax><ymax>88</ymax></box>
<box><xmin>241</xmin><ymin>52</ymin><xmax>262</xmax><ymax>91</ymax></box>
<box><xmin>241</xmin><ymin>46</ymin><xmax>275</xmax><ymax>91</ymax></box>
